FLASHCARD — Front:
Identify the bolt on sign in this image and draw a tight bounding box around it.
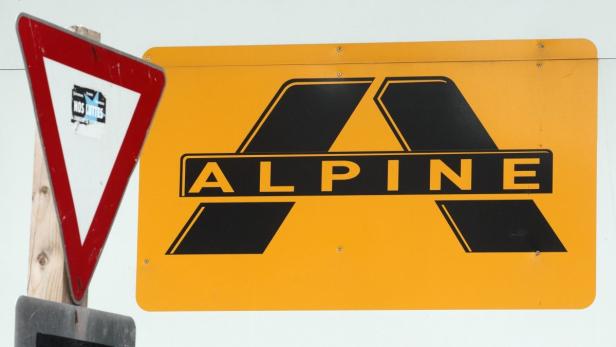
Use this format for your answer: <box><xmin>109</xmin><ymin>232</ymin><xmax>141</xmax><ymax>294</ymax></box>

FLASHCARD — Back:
<box><xmin>137</xmin><ymin>40</ymin><xmax>597</xmax><ymax>310</ymax></box>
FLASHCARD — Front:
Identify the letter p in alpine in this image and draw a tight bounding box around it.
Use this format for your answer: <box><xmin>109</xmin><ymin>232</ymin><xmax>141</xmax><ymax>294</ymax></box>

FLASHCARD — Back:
<box><xmin>138</xmin><ymin>40</ymin><xmax>597</xmax><ymax>310</ymax></box>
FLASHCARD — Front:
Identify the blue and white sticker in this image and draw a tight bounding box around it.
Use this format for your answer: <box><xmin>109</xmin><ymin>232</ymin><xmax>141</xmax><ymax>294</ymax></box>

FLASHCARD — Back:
<box><xmin>72</xmin><ymin>85</ymin><xmax>106</xmax><ymax>125</ymax></box>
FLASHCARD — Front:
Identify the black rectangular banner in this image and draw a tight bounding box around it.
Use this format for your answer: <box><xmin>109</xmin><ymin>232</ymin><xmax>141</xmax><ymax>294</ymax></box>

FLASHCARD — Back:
<box><xmin>181</xmin><ymin>150</ymin><xmax>552</xmax><ymax>197</ymax></box>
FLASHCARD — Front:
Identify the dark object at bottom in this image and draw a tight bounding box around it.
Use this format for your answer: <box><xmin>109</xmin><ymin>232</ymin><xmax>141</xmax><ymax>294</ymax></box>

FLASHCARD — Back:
<box><xmin>15</xmin><ymin>296</ymin><xmax>135</xmax><ymax>347</ymax></box>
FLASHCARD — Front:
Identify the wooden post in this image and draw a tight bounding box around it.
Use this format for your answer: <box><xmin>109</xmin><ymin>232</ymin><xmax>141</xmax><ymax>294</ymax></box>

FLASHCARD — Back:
<box><xmin>27</xmin><ymin>134</ymin><xmax>72</xmax><ymax>303</ymax></box>
<box><xmin>27</xmin><ymin>25</ymin><xmax>100</xmax><ymax>305</ymax></box>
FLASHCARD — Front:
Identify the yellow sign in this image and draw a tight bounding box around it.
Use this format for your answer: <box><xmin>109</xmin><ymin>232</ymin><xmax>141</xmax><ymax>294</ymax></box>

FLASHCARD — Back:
<box><xmin>137</xmin><ymin>40</ymin><xmax>597</xmax><ymax>310</ymax></box>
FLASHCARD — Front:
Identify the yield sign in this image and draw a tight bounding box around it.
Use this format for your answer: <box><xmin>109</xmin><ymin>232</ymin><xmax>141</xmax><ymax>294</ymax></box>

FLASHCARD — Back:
<box><xmin>17</xmin><ymin>13</ymin><xmax>165</xmax><ymax>303</ymax></box>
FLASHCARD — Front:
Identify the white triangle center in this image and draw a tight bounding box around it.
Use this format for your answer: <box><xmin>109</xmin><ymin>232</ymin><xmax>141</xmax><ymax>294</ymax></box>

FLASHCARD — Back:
<box><xmin>43</xmin><ymin>57</ymin><xmax>141</xmax><ymax>244</ymax></box>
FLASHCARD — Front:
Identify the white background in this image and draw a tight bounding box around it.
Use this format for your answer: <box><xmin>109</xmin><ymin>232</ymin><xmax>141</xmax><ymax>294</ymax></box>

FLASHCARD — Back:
<box><xmin>44</xmin><ymin>57</ymin><xmax>140</xmax><ymax>243</ymax></box>
<box><xmin>1</xmin><ymin>0</ymin><xmax>615</xmax><ymax>346</ymax></box>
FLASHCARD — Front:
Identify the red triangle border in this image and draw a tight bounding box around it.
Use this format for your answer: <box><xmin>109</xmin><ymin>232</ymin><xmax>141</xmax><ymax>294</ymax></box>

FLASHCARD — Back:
<box><xmin>17</xmin><ymin>13</ymin><xmax>165</xmax><ymax>303</ymax></box>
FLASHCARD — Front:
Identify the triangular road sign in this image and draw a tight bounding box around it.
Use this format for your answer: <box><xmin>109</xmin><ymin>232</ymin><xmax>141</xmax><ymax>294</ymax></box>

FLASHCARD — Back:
<box><xmin>17</xmin><ymin>13</ymin><xmax>165</xmax><ymax>303</ymax></box>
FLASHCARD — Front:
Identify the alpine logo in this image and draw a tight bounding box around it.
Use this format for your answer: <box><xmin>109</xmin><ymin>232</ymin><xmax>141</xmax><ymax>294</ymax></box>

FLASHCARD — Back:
<box><xmin>167</xmin><ymin>77</ymin><xmax>566</xmax><ymax>255</ymax></box>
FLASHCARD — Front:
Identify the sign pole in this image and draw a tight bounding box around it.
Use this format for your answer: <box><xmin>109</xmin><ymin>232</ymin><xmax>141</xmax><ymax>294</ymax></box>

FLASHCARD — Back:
<box><xmin>27</xmin><ymin>133</ymin><xmax>71</xmax><ymax>304</ymax></box>
<box><xmin>26</xmin><ymin>25</ymin><xmax>100</xmax><ymax>306</ymax></box>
